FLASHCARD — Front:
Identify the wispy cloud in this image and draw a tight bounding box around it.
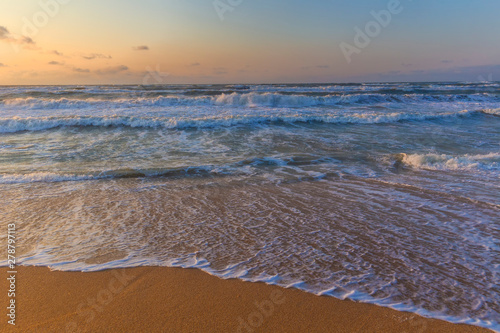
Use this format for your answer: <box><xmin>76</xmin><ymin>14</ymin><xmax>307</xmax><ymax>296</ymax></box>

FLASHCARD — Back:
<box><xmin>132</xmin><ymin>45</ymin><xmax>149</xmax><ymax>51</ymax></box>
<box><xmin>50</xmin><ymin>50</ymin><xmax>64</xmax><ymax>56</ymax></box>
<box><xmin>48</xmin><ymin>61</ymin><xmax>64</xmax><ymax>65</ymax></box>
<box><xmin>82</xmin><ymin>53</ymin><xmax>112</xmax><ymax>60</ymax></box>
<box><xmin>0</xmin><ymin>26</ymin><xmax>8</xmax><ymax>38</ymax></box>
<box><xmin>213</xmin><ymin>67</ymin><xmax>227</xmax><ymax>75</ymax></box>
<box><xmin>0</xmin><ymin>63</ymin><xmax>6</xmax><ymax>68</ymax></box>
<box><xmin>188</xmin><ymin>62</ymin><xmax>201</xmax><ymax>67</ymax></box>
<box><xmin>441</xmin><ymin>60</ymin><xmax>453</xmax><ymax>64</ymax></box>
<box><xmin>301</xmin><ymin>65</ymin><xmax>329</xmax><ymax>70</ymax></box>
<box><xmin>95</xmin><ymin>65</ymin><xmax>129</xmax><ymax>75</ymax></box>
<box><xmin>0</xmin><ymin>25</ymin><xmax>36</xmax><ymax>47</ymax></box>
<box><xmin>73</xmin><ymin>67</ymin><xmax>90</xmax><ymax>73</ymax></box>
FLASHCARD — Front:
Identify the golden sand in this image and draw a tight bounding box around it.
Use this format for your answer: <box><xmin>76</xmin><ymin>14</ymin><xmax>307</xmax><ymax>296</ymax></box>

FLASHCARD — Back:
<box><xmin>0</xmin><ymin>266</ymin><xmax>491</xmax><ymax>332</ymax></box>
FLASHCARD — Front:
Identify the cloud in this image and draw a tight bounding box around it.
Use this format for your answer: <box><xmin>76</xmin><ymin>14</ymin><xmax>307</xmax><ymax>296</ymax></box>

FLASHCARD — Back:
<box><xmin>20</xmin><ymin>36</ymin><xmax>35</xmax><ymax>44</ymax></box>
<box><xmin>212</xmin><ymin>67</ymin><xmax>227</xmax><ymax>75</ymax></box>
<box><xmin>48</xmin><ymin>61</ymin><xmax>64</xmax><ymax>65</ymax></box>
<box><xmin>51</xmin><ymin>50</ymin><xmax>64</xmax><ymax>56</ymax></box>
<box><xmin>95</xmin><ymin>65</ymin><xmax>129</xmax><ymax>75</ymax></box>
<box><xmin>73</xmin><ymin>67</ymin><xmax>90</xmax><ymax>73</ymax></box>
<box><xmin>0</xmin><ymin>63</ymin><xmax>6</xmax><ymax>67</ymax></box>
<box><xmin>132</xmin><ymin>45</ymin><xmax>149</xmax><ymax>51</ymax></box>
<box><xmin>401</xmin><ymin>63</ymin><xmax>413</xmax><ymax>67</ymax></box>
<box><xmin>82</xmin><ymin>53</ymin><xmax>112</xmax><ymax>60</ymax></box>
<box><xmin>301</xmin><ymin>65</ymin><xmax>329</xmax><ymax>70</ymax></box>
<box><xmin>188</xmin><ymin>62</ymin><xmax>201</xmax><ymax>67</ymax></box>
<box><xmin>0</xmin><ymin>26</ymin><xmax>10</xmax><ymax>39</ymax></box>
<box><xmin>0</xmin><ymin>25</ymin><xmax>36</xmax><ymax>47</ymax></box>
<box><xmin>441</xmin><ymin>60</ymin><xmax>453</xmax><ymax>64</ymax></box>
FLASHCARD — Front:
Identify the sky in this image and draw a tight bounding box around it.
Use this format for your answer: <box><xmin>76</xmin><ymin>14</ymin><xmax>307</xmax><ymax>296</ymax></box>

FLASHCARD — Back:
<box><xmin>0</xmin><ymin>0</ymin><xmax>499</xmax><ymax>85</ymax></box>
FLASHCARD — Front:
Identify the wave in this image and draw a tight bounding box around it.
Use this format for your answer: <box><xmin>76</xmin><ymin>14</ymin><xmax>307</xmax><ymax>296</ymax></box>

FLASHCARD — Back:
<box><xmin>398</xmin><ymin>152</ymin><xmax>500</xmax><ymax>171</ymax></box>
<box><xmin>1</xmin><ymin>92</ymin><xmax>498</xmax><ymax>109</ymax></box>
<box><xmin>0</xmin><ymin>167</ymin><xmax>220</xmax><ymax>184</ymax></box>
<box><xmin>482</xmin><ymin>108</ymin><xmax>500</xmax><ymax>116</ymax></box>
<box><xmin>1</xmin><ymin>96</ymin><xmax>212</xmax><ymax>109</ymax></box>
<box><xmin>0</xmin><ymin>155</ymin><xmax>336</xmax><ymax>184</ymax></box>
<box><xmin>0</xmin><ymin>172</ymin><xmax>99</xmax><ymax>184</ymax></box>
<box><xmin>0</xmin><ymin>110</ymin><xmax>482</xmax><ymax>133</ymax></box>
<box><xmin>4</xmin><ymin>151</ymin><xmax>499</xmax><ymax>185</ymax></box>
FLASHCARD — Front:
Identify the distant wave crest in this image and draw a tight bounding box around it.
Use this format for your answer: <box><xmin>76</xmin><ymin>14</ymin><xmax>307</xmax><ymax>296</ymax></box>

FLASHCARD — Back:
<box><xmin>0</xmin><ymin>110</ymin><xmax>479</xmax><ymax>133</ymax></box>
<box><xmin>1</xmin><ymin>92</ymin><xmax>497</xmax><ymax>109</ymax></box>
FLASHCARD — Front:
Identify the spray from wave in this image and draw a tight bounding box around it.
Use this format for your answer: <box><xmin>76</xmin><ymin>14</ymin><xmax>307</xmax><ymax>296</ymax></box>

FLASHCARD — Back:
<box><xmin>398</xmin><ymin>152</ymin><xmax>500</xmax><ymax>171</ymax></box>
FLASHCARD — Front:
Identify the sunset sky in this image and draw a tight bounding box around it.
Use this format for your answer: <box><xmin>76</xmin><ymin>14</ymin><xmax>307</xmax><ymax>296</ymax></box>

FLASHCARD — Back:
<box><xmin>0</xmin><ymin>0</ymin><xmax>499</xmax><ymax>85</ymax></box>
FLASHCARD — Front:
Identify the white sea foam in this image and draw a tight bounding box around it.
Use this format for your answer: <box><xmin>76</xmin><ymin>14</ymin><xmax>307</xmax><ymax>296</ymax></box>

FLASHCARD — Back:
<box><xmin>401</xmin><ymin>152</ymin><xmax>500</xmax><ymax>171</ymax></box>
<box><xmin>4</xmin><ymin>175</ymin><xmax>499</xmax><ymax>331</ymax></box>
<box><xmin>482</xmin><ymin>108</ymin><xmax>500</xmax><ymax>116</ymax></box>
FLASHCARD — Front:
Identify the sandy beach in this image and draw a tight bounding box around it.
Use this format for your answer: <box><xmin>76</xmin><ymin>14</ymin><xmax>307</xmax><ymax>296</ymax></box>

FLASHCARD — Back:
<box><xmin>1</xmin><ymin>266</ymin><xmax>491</xmax><ymax>332</ymax></box>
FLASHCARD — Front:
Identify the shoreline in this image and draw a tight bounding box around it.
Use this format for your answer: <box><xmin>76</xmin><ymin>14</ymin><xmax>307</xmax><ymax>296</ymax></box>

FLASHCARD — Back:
<box><xmin>0</xmin><ymin>266</ymin><xmax>493</xmax><ymax>332</ymax></box>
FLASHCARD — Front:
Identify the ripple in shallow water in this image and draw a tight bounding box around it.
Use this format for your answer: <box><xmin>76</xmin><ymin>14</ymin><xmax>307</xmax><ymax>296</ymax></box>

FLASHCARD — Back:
<box><xmin>2</xmin><ymin>176</ymin><xmax>499</xmax><ymax>330</ymax></box>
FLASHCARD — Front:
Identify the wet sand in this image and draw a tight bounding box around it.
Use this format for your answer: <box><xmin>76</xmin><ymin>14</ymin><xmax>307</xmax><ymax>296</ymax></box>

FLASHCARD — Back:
<box><xmin>0</xmin><ymin>266</ymin><xmax>491</xmax><ymax>332</ymax></box>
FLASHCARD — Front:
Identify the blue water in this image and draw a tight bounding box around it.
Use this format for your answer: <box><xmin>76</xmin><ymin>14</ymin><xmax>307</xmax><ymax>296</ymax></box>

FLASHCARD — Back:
<box><xmin>1</xmin><ymin>82</ymin><xmax>499</xmax><ymax>330</ymax></box>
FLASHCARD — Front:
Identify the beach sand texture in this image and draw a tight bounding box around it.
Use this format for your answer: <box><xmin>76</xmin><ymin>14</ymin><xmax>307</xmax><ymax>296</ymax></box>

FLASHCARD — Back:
<box><xmin>0</xmin><ymin>266</ymin><xmax>492</xmax><ymax>332</ymax></box>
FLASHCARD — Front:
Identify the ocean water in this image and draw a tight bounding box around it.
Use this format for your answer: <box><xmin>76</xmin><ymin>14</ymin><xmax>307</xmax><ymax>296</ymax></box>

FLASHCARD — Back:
<box><xmin>0</xmin><ymin>83</ymin><xmax>499</xmax><ymax>330</ymax></box>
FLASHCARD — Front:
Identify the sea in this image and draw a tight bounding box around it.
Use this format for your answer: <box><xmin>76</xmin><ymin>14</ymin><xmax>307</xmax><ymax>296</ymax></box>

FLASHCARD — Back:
<box><xmin>0</xmin><ymin>82</ymin><xmax>499</xmax><ymax>330</ymax></box>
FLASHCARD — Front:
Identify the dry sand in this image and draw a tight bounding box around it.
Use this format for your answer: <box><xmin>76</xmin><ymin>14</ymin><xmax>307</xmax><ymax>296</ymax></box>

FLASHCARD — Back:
<box><xmin>0</xmin><ymin>266</ymin><xmax>492</xmax><ymax>332</ymax></box>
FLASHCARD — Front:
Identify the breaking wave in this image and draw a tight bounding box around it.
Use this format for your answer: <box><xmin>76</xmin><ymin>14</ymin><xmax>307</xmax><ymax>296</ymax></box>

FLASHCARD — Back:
<box><xmin>0</xmin><ymin>110</ymin><xmax>481</xmax><ymax>133</ymax></box>
<box><xmin>398</xmin><ymin>152</ymin><xmax>500</xmax><ymax>171</ymax></box>
<box><xmin>1</xmin><ymin>92</ymin><xmax>498</xmax><ymax>109</ymax></box>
